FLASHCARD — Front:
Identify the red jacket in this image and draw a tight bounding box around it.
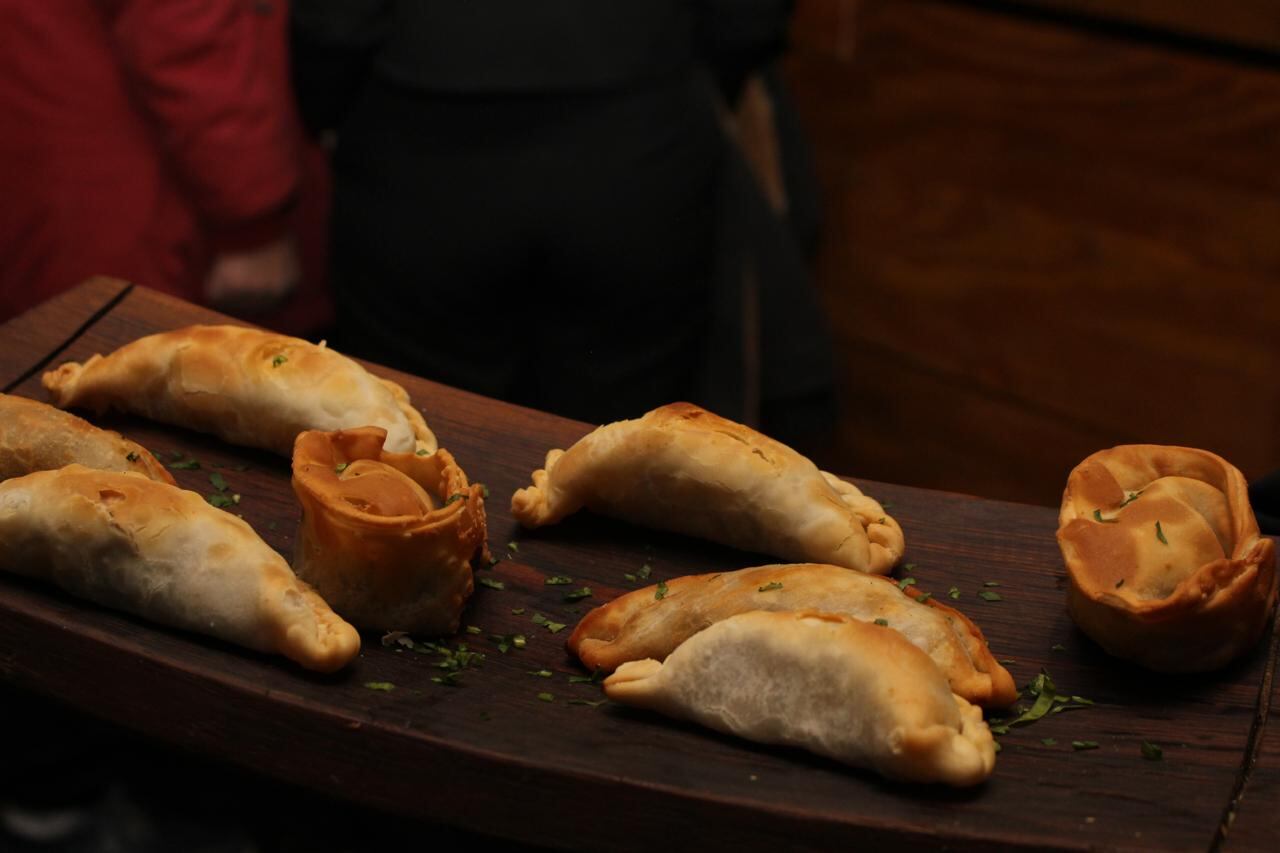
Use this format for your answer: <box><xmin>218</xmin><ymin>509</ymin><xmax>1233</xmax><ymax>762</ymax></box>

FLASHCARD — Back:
<box><xmin>0</xmin><ymin>0</ymin><xmax>303</xmax><ymax>321</ymax></box>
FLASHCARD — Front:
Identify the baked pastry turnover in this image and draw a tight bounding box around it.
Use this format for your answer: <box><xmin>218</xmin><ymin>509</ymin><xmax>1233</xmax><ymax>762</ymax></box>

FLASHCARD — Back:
<box><xmin>570</xmin><ymin>563</ymin><xmax>1016</xmax><ymax>707</ymax></box>
<box><xmin>291</xmin><ymin>427</ymin><xmax>488</xmax><ymax>634</ymax></box>
<box><xmin>0</xmin><ymin>465</ymin><xmax>359</xmax><ymax>672</ymax></box>
<box><xmin>0</xmin><ymin>393</ymin><xmax>173</xmax><ymax>484</ymax></box>
<box><xmin>604</xmin><ymin>610</ymin><xmax>997</xmax><ymax>786</ymax></box>
<box><xmin>42</xmin><ymin>325</ymin><xmax>436</xmax><ymax>456</ymax></box>
<box><xmin>512</xmin><ymin>403</ymin><xmax>903</xmax><ymax>574</ymax></box>
<box><xmin>1057</xmin><ymin>444</ymin><xmax>1276</xmax><ymax>671</ymax></box>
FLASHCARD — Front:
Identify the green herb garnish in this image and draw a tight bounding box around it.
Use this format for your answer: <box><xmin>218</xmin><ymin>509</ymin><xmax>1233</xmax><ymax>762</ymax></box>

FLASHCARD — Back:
<box><xmin>567</xmin><ymin>699</ymin><xmax>608</xmax><ymax>707</ymax></box>
<box><xmin>511</xmin><ymin>607</ymin><xmax>525</xmax><ymax>615</ymax></box>
<box><xmin>1072</xmin><ymin>741</ymin><xmax>1099</xmax><ymax>751</ymax></box>
<box><xmin>168</xmin><ymin>456</ymin><xmax>201</xmax><ymax>470</ymax></box>
<box><xmin>983</xmin><ymin>581</ymin><xmax>1000</xmax><ymax>587</ymax></box>
<box><xmin>948</xmin><ymin>586</ymin><xmax>961</xmax><ymax>600</ymax></box>
<box><xmin>1120</xmin><ymin>490</ymin><xmax>1143</xmax><ymax>508</ymax></box>
<box><xmin>531</xmin><ymin>613</ymin><xmax>567</xmax><ymax>633</ymax></box>
<box><xmin>897</xmin><ymin>577</ymin><xmax>916</xmax><ymax>591</ymax></box>
<box><xmin>445</xmin><ymin>493</ymin><xmax>466</xmax><ymax>505</ymax></box>
<box><xmin>916</xmin><ymin>591</ymin><xmax>933</xmax><ymax>604</ymax></box>
<box><xmin>125</xmin><ymin>451</ymin><xmax>139</xmax><ymax>463</ymax></box>
<box><xmin>479</xmin><ymin>577</ymin><xmax>505</xmax><ymax>590</ymax></box>
<box><xmin>1141</xmin><ymin>741</ymin><xmax>1163</xmax><ymax>761</ymax></box>
<box><xmin>206</xmin><ymin>493</ymin><xmax>238</xmax><ymax>508</ymax></box>
<box><xmin>758</xmin><ymin>581</ymin><xmax>784</xmax><ymax>592</ymax></box>
<box><xmin>563</xmin><ymin>587</ymin><xmax>593</xmax><ymax>602</ymax></box>
<box><xmin>537</xmin><ymin>692</ymin><xmax>555</xmax><ymax>703</ymax></box>
<box><xmin>507</xmin><ymin>541</ymin><xmax>520</xmax><ymax>553</ymax></box>
<box><xmin>334</xmin><ymin>462</ymin><xmax>349</xmax><ymax>474</ymax></box>
<box><xmin>655</xmin><ymin>580</ymin><xmax>668</xmax><ymax>600</ymax></box>
<box><xmin>272</xmin><ymin>354</ymin><xmax>287</xmax><ymax>367</ymax></box>
<box><xmin>1093</xmin><ymin>509</ymin><xmax>1118</xmax><ymax>524</ymax></box>
<box><xmin>1042</xmin><ymin>738</ymin><xmax>1057</xmax><ymax>746</ymax></box>
<box><xmin>465</xmin><ymin>626</ymin><xmax>482</xmax><ymax>635</ymax></box>
<box><xmin>979</xmin><ymin>590</ymin><xmax>1003</xmax><ymax>602</ymax></box>
<box><xmin>209</xmin><ymin>471</ymin><xmax>229</xmax><ymax>492</ymax></box>
<box><xmin>1156</xmin><ymin>521</ymin><xmax>1168</xmax><ymax>545</ymax></box>
<box><xmin>873</xmin><ymin>618</ymin><xmax>889</xmax><ymax>626</ymax></box>
<box><xmin>416</xmin><ymin>449</ymin><xmax>429</xmax><ymax>456</ymax></box>
<box><xmin>545</xmin><ymin>575</ymin><xmax>574</xmax><ymax>585</ymax></box>
<box><xmin>1051</xmin><ymin>643</ymin><xmax>1066</xmax><ymax>652</ymax></box>
<box><xmin>364</xmin><ymin>682</ymin><xmax>395</xmax><ymax>692</ymax></box>
<box><xmin>568</xmin><ymin>671</ymin><xmax>604</xmax><ymax>685</ymax></box>
<box><xmin>531</xmin><ymin>670</ymin><xmax>552</xmax><ymax>678</ymax></box>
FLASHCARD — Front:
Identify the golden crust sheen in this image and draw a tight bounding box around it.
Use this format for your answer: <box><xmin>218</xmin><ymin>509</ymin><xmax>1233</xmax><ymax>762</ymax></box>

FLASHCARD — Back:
<box><xmin>291</xmin><ymin>427</ymin><xmax>489</xmax><ymax>635</ymax></box>
<box><xmin>0</xmin><ymin>465</ymin><xmax>360</xmax><ymax>672</ymax></box>
<box><xmin>0</xmin><ymin>393</ymin><xmax>174</xmax><ymax>485</ymax></box>
<box><xmin>512</xmin><ymin>403</ymin><xmax>904</xmax><ymax>574</ymax></box>
<box><xmin>570</xmin><ymin>563</ymin><xmax>1016</xmax><ymax>707</ymax></box>
<box><xmin>1057</xmin><ymin>444</ymin><xmax>1277</xmax><ymax>671</ymax></box>
<box><xmin>604</xmin><ymin>610</ymin><xmax>997</xmax><ymax>787</ymax></box>
<box><xmin>41</xmin><ymin>325</ymin><xmax>436</xmax><ymax>456</ymax></box>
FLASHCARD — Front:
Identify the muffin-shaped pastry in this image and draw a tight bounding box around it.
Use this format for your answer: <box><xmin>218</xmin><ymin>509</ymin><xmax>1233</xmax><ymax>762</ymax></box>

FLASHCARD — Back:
<box><xmin>1057</xmin><ymin>444</ymin><xmax>1276</xmax><ymax>671</ymax></box>
<box><xmin>291</xmin><ymin>427</ymin><xmax>488</xmax><ymax>634</ymax></box>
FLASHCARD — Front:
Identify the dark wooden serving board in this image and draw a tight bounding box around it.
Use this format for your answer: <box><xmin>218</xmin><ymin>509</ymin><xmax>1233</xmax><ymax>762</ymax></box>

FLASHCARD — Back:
<box><xmin>1</xmin><ymin>279</ymin><xmax>1276</xmax><ymax>851</ymax></box>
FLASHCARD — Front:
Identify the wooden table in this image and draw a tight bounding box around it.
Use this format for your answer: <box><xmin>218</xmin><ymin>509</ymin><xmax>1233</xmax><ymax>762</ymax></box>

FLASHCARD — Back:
<box><xmin>1</xmin><ymin>279</ymin><xmax>1276</xmax><ymax>851</ymax></box>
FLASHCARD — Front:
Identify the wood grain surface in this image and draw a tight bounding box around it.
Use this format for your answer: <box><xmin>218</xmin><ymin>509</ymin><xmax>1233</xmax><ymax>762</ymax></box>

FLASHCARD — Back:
<box><xmin>1</xmin><ymin>280</ymin><xmax>1277</xmax><ymax>851</ymax></box>
<box><xmin>785</xmin><ymin>0</ymin><xmax>1280</xmax><ymax>506</ymax></box>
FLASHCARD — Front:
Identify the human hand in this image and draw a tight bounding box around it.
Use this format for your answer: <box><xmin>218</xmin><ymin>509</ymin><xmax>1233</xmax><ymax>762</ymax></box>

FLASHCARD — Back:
<box><xmin>203</xmin><ymin>235</ymin><xmax>300</xmax><ymax>316</ymax></box>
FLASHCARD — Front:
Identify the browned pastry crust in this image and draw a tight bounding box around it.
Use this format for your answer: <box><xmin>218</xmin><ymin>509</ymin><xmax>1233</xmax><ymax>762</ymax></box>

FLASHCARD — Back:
<box><xmin>604</xmin><ymin>610</ymin><xmax>997</xmax><ymax>786</ymax></box>
<box><xmin>570</xmin><ymin>563</ymin><xmax>1016</xmax><ymax>707</ymax></box>
<box><xmin>291</xmin><ymin>427</ymin><xmax>489</xmax><ymax>634</ymax></box>
<box><xmin>512</xmin><ymin>403</ymin><xmax>904</xmax><ymax>573</ymax></box>
<box><xmin>42</xmin><ymin>324</ymin><xmax>436</xmax><ymax>456</ymax></box>
<box><xmin>0</xmin><ymin>393</ymin><xmax>173</xmax><ymax>484</ymax></box>
<box><xmin>1057</xmin><ymin>444</ymin><xmax>1276</xmax><ymax>671</ymax></box>
<box><xmin>0</xmin><ymin>465</ymin><xmax>359</xmax><ymax>672</ymax></box>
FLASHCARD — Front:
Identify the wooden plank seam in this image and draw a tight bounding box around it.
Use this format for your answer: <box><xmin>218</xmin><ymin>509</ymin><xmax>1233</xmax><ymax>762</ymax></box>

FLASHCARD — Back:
<box><xmin>1</xmin><ymin>283</ymin><xmax>134</xmax><ymax>394</ymax></box>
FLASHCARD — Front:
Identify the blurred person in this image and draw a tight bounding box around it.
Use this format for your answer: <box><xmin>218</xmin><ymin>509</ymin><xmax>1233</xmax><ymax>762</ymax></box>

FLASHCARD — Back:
<box><xmin>291</xmin><ymin>1</ymin><xmax>821</xmax><ymax>426</ymax></box>
<box><xmin>0</xmin><ymin>0</ymin><xmax>329</xmax><ymax>333</ymax></box>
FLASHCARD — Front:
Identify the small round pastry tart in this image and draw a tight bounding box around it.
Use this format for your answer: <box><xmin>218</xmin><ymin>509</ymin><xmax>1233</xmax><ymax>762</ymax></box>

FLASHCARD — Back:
<box><xmin>291</xmin><ymin>427</ymin><xmax>489</xmax><ymax>635</ymax></box>
<box><xmin>1057</xmin><ymin>444</ymin><xmax>1276</xmax><ymax>671</ymax></box>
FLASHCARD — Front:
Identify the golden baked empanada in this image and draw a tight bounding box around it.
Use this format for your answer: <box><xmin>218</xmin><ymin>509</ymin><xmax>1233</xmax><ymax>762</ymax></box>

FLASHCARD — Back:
<box><xmin>0</xmin><ymin>393</ymin><xmax>173</xmax><ymax>484</ymax></box>
<box><xmin>604</xmin><ymin>610</ymin><xmax>996</xmax><ymax>786</ymax></box>
<box><xmin>291</xmin><ymin>427</ymin><xmax>488</xmax><ymax>634</ymax></box>
<box><xmin>570</xmin><ymin>563</ymin><xmax>1015</xmax><ymax>707</ymax></box>
<box><xmin>1057</xmin><ymin>444</ymin><xmax>1276</xmax><ymax>671</ymax></box>
<box><xmin>512</xmin><ymin>403</ymin><xmax>903</xmax><ymax>573</ymax></box>
<box><xmin>42</xmin><ymin>325</ymin><xmax>436</xmax><ymax>456</ymax></box>
<box><xmin>0</xmin><ymin>465</ymin><xmax>360</xmax><ymax>672</ymax></box>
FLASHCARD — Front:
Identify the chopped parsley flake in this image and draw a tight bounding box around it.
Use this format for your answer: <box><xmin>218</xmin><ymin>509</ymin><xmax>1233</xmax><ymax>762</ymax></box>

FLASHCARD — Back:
<box><xmin>902</xmin><ymin>563</ymin><xmax>917</xmax><ymax>573</ymax></box>
<box><xmin>125</xmin><ymin>451</ymin><xmax>139</xmax><ymax>463</ymax></box>
<box><xmin>530</xmin><ymin>670</ymin><xmax>553</xmax><ymax>678</ymax></box>
<box><xmin>983</xmin><ymin>581</ymin><xmax>1000</xmax><ymax>587</ymax></box>
<box><xmin>637</xmin><ymin>563</ymin><xmax>652</xmax><ymax>580</ymax></box>
<box><xmin>364</xmin><ymin>682</ymin><xmax>395</xmax><ymax>692</ymax></box>
<box><xmin>445</xmin><ymin>493</ymin><xmax>466</xmax><ymax>505</ymax></box>
<box><xmin>1093</xmin><ymin>509</ymin><xmax>1118</xmax><ymax>524</ymax></box>
<box><xmin>757</xmin><ymin>581</ymin><xmax>784</xmax><ymax>592</ymax></box>
<box><xmin>873</xmin><ymin>618</ymin><xmax>889</xmax><ymax>626</ymax></box>
<box><xmin>545</xmin><ymin>575</ymin><xmax>574</xmax><ymax>585</ymax></box>
<box><xmin>1156</xmin><ymin>520</ymin><xmax>1168</xmax><ymax>545</ymax></box>
<box><xmin>1120</xmin><ymin>490</ymin><xmax>1144</xmax><ymax>508</ymax></box>
<box><xmin>563</xmin><ymin>587</ymin><xmax>593</xmax><ymax>602</ymax></box>
<box><xmin>206</xmin><ymin>493</ymin><xmax>238</xmax><ymax>508</ymax></box>
<box><xmin>1051</xmin><ymin>643</ymin><xmax>1066</xmax><ymax>652</ymax></box>
<box><xmin>272</xmin><ymin>354</ymin><xmax>287</xmax><ymax>367</ymax></box>
<box><xmin>416</xmin><ymin>449</ymin><xmax>429</xmax><ymax>456</ymax></box>
<box><xmin>655</xmin><ymin>580</ymin><xmax>668</xmax><ymax>600</ymax></box>
<box><xmin>479</xmin><ymin>577</ymin><xmax>505</xmax><ymax>591</ymax></box>
<box><xmin>916</xmin><ymin>591</ymin><xmax>933</xmax><ymax>604</ymax></box>
<box><xmin>537</xmin><ymin>692</ymin><xmax>555</xmax><ymax>703</ymax></box>
<box><xmin>897</xmin><ymin>577</ymin><xmax>916</xmax><ymax>591</ymax></box>
<box><xmin>334</xmin><ymin>462</ymin><xmax>349</xmax><ymax>474</ymax></box>
<box><xmin>1042</xmin><ymin>738</ymin><xmax>1057</xmax><ymax>746</ymax></box>
<box><xmin>209</xmin><ymin>472</ymin><xmax>229</xmax><ymax>492</ymax></box>
<box><xmin>978</xmin><ymin>590</ymin><xmax>1003</xmax><ymax>602</ymax></box>
<box><xmin>948</xmin><ymin>586</ymin><xmax>961</xmax><ymax>600</ymax></box>
<box><xmin>168</xmin><ymin>456</ymin><xmax>201</xmax><ymax>470</ymax></box>
<box><xmin>511</xmin><ymin>607</ymin><xmax>525</xmax><ymax>615</ymax></box>
<box><xmin>568</xmin><ymin>671</ymin><xmax>604</xmax><ymax>685</ymax></box>
<box><xmin>1072</xmin><ymin>741</ymin><xmax>1099</xmax><ymax>751</ymax></box>
<box><xmin>531</xmin><ymin>613</ymin><xmax>567</xmax><ymax>633</ymax></box>
<box><xmin>507</xmin><ymin>541</ymin><xmax>520</xmax><ymax>552</ymax></box>
<box><xmin>465</xmin><ymin>626</ymin><xmax>482</xmax><ymax>635</ymax></box>
<box><xmin>1141</xmin><ymin>741</ymin><xmax>1163</xmax><ymax>761</ymax></box>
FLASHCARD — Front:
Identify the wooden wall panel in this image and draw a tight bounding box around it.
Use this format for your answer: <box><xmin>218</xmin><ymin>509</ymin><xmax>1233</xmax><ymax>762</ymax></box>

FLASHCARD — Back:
<box><xmin>785</xmin><ymin>0</ymin><xmax>1280</xmax><ymax>505</ymax></box>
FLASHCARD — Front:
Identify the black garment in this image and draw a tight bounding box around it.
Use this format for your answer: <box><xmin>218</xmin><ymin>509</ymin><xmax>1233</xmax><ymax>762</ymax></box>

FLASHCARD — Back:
<box><xmin>329</xmin><ymin>74</ymin><xmax>724</xmax><ymax>423</ymax></box>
